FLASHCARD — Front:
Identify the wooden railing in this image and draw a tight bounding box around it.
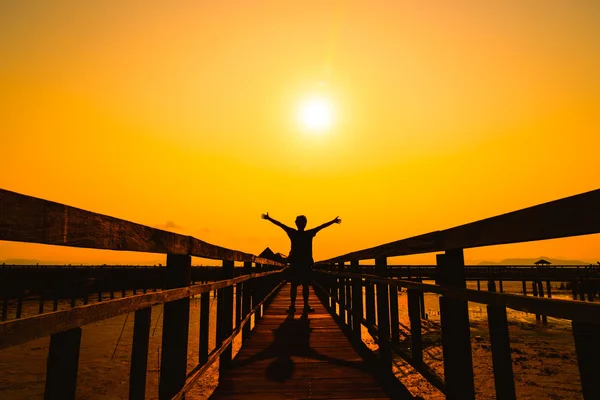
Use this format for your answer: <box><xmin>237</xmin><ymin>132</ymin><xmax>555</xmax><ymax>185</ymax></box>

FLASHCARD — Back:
<box><xmin>313</xmin><ymin>188</ymin><xmax>600</xmax><ymax>400</ymax></box>
<box><xmin>0</xmin><ymin>189</ymin><xmax>286</xmax><ymax>400</ymax></box>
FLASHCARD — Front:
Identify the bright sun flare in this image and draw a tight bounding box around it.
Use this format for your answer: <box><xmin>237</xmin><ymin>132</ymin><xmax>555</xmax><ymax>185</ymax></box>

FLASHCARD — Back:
<box><xmin>299</xmin><ymin>98</ymin><xmax>334</xmax><ymax>132</ymax></box>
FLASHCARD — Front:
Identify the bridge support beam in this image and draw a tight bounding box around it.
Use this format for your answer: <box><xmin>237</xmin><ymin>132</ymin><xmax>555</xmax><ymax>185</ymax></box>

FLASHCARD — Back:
<box><xmin>437</xmin><ymin>249</ymin><xmax>475</xmax><ymax>400</ymax></box>
<box><xmin>159</xmin><ymin>254</ymin><xmax>191</xmax><ymax>400</ymax></box>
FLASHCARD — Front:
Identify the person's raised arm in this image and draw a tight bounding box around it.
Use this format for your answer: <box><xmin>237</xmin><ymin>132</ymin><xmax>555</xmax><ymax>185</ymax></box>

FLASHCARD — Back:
<box><xmin>313</xmin><ymin>216</ymin><xmax>342</xmax><ymax>234</ymax></box>
<box><xmin>261</xmin><ymin>212</ymin><xmax>293</xmax><ymax>232</ymax></box>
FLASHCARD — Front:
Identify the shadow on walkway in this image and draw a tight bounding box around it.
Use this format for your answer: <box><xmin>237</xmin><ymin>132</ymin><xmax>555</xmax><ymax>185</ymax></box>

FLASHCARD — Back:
<box><xmin>233</xmin><ymin>312</ymin><xmax>370</xmax><ymax>382</ymax></box>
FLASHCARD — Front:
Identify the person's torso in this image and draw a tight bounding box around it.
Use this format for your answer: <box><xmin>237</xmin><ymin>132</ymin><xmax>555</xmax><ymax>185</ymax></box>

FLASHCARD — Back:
<box><xmin>287</xmin><ymin>229</ymin><xmax>315</xmax><ymax>265</ymax></box>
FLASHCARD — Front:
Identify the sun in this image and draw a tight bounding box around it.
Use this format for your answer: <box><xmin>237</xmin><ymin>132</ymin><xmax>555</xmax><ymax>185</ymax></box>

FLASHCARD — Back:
<box><xmin>298</xmin><ymin>97</ymin><xmax>334</xmax><ymax>132</ymax></box>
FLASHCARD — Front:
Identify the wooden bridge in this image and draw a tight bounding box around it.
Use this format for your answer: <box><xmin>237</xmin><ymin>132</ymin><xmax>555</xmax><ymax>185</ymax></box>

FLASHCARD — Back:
<box><xmin>1</xmin><ymin>187</ymin><xmax>600</xmax><ymax>399</ymax></box>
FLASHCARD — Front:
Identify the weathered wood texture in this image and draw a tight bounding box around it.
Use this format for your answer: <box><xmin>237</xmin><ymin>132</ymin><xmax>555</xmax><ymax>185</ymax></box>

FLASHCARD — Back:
<box><xmin>210</xmin><ymin>284</ymin><xmax>391</xmax><ymax>399</ymax></box>
<box><xmin>321</xmin><ymin>188</ymin><xmax>600</xmax><ymax>262</ymax></box>
<box><xmin>0</xmin><ymin>189</ymin><xmax>283</xmax><ymax>265</ymax></box>
<box><xmin>0</xmin><ymin>270</ymin><xmax>283</xmax><ymax>350</ymax></box>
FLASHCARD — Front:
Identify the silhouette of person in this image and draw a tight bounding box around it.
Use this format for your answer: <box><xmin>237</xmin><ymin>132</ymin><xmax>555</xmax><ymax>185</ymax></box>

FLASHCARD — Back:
<box><xmin>262</xmin><ymin>213</ymin><xmax>341</xmax><ymax>312</ymax></box>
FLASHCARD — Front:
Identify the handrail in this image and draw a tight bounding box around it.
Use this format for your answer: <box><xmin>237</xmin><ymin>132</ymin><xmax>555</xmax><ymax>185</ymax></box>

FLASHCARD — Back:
<box><xmin>0</xmin><ymin>188</ymin><xmax>283</xmax><ymax>265</ymax></box>
<box><xmin>319</xmin><ymin>188</ymin><xmax>600</xmax><ymax>262</ymax></box>
<box><xmin>0</xmin><ymin>269</ymin><xmax>283</xmax><ymax>349</ymax></box>
<box><xmin>315</xmin><ymin>270</ymin><xmax>600</xmax><ymax>324</ymax></box>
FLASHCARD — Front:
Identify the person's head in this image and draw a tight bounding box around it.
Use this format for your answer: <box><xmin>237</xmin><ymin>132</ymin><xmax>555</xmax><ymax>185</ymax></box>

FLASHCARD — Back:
<box><xmin>295</xmin><ymin>215</ymin><xmax>307</xmax><ymax>231</ymax></box>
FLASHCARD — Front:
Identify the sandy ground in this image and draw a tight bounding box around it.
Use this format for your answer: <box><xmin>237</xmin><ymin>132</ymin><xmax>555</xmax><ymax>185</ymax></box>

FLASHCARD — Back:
<box><xmin>0</xmin><ymin>282</ymin><xmax>585</xmax><ymax>399</ymax></box>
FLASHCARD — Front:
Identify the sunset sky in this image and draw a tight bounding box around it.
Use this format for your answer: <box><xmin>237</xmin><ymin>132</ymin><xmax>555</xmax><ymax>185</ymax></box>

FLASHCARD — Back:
<box><xmin>1</xmin><ymin>1</ymin><xmax>599</xmax><ymax>265</ymax></box>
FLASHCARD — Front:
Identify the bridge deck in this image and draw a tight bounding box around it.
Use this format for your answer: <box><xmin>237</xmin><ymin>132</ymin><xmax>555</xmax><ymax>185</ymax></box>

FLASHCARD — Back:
<box><xmin>209</xmin><ymin>283</ymin><xmax>390</xmax><ymax>399</ymax></box>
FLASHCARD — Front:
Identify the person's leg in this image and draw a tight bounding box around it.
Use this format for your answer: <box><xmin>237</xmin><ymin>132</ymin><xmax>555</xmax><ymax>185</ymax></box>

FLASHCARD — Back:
<box><xmin>302</xmin><ymin>282</ymin><xmax>310</xmax><ymax>308</ymax></box>
<box><xmin>289</xmin><ymin>282</ymin><xmax>298</xmax><ymax>312</ymax></box>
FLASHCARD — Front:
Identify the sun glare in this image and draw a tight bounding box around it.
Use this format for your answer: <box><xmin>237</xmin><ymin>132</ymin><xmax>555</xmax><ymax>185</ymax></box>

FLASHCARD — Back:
<box><xmin>299</xmin><ymin>97</ymin><xmax>334</xmax><ymax>132</ymax></box>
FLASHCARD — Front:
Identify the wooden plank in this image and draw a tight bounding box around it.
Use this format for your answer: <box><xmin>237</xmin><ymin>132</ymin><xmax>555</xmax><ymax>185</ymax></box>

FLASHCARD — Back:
<box><xmin>242</xmin><ymin>261</ymin><xmax>252</xmax><ymax>341</ymax></box>
<box><xmin>199</xmin><ymin>291</ymin><xmax>210</xmax><ymax>365</ymax></box>
<box><xmin>486</xmin><ymin>282</ymin><xmax>516</xmax><ymax>400</ymax></box>
<box><xmin>0</xmin><ymin>270</ymin><xmax>283</xmax><ymax>350</ymax></box>
<box><xmin>572</xmin><ymin>321</ymin><xmax>600</xmax><ymax>400</ymax></box>
<box><xmin>0</xmin><ymin>188</ymin><xmax>284</xmax><ymax>266</ymax></box>
<box><xmin>350</xmin><ymin>260</ymin><xmax>363</xmax><ymax>339</ymax></box>
<box><xmin>44</xmin><ymin>327</ymin><xmax>81</xmax><ymax>400</ymax></box>
<box><xmin>129</xmin><ymin>307</ymin><xmax>151</xmax><ymax>400</ymax></box>
<box><xmin>158</xmin><ymin>254</ymin><xmax>191</xmax><ymax>400</ymax></box>
<box><xmin>210</xmin><ymin>284</ymin><xmax>390</xmax><ymax>400</ymax></box>
<box><xmin>407</xmin><ymin>289</ymin><xmax>422</xmax><ymax>364</ymax></box>
<box><xmin>437</xmin><ymin>250</ymin><xmax>475</xmax><ymax>400</ymax></box>
<box><xmin>220</xmin><ymin>260</ymin><xmax>235</xmax><ymax>372</ymax></box>
<box><xmin>338</xmin><ymin>262</ymin><xmax>346</xmax><ymax>323</ymax></box>
<box><xmin>375</xmin><ymin>257</ymin><xmax>392</xmax><ymax>370</ymax></box>
<box><xmin>321</xmin><ymin>188</ymin><xmax>600</xmax><ymax>262</ymax></box>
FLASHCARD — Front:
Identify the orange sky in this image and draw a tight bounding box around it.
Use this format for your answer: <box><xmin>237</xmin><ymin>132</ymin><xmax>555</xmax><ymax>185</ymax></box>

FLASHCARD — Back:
<box><xmin>1</xmin><ymin>1</ymin><xmax>599</xmax><ymax>265</ymax></box>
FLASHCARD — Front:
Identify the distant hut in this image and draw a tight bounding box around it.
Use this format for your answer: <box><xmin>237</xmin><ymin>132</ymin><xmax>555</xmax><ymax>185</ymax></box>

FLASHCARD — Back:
<box><xmin>259</xmin><ymin>247</ymin><xmax>288</xmax><ymax>264</ymax></box>
<box><xmin>534</xmin><ymin>259</ymin><xmax>551</xmax><ymax>266</ymax></box>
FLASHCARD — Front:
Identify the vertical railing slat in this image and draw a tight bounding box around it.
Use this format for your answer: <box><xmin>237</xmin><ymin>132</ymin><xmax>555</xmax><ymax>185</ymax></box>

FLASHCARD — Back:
<box><xmin>487</xmin><ymin>281</ymin><xmax>516</xmax><ymax>400</ymax></box>
<box><xmin>375</xmin><ymin>257</ymin><xmax>392</xmax><ymax>369</ymax></box>
<box><xmin>351</xmin><ymin>260</ymin><xmax>363</xmax><ymax>339</ymax></box>
<box><xmin>220</xmin><ymin>260</ymin><xmax>234</xmax><ymax>372</ymax></box>
<box><xmin>437</xmin><ymin>249</ymin><xmax>475</xmax><ymax>400</ymax></box>
<box><xmin>158</xmin><ymin>254</ymin><xmax>191</xmax><ymax>400</ymax></box>
<box><xmin>242</xmin><ymin>261</ymin><xmax>252</xmax><ymax>341</ymax></box>
<box><xmin>407</xmin><ymin>289</ymin><xmax>423</xmax><ymax>365</ymax></box>
<box><xmin>129</xmin><ymin>307</ymin><xmax>152</xmax><ymax>400</ymax></box>
<box><xmin>572</xmin><ymin>320</ymin><xmax>600</xmax><ymax>400</ymax></box>
<box><xmin>44</xmin><ymin>327</ymin><xmax>82</xmax><ymax>400</ymax></box>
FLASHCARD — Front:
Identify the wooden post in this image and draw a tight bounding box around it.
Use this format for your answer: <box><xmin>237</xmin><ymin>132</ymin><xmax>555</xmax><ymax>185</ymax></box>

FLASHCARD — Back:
<box><xmin>487</xmin><ymin>280</ymin><xmax>516</xmax><ymax>399</ymax></box>
<box><xmin>242</xmin><ymin>261</ymin><xmax>252</xmax><ymax>341</ymax></box>
<box><xmin>2</xmin><ymin>295</ymin><xmax>7</xmax><ymax>321</ymax></box>
<box><xmin>199</xmin><ymin>291</ymin><xmax>210</xmax><ymax>365</ymax></box>
<box><xmin>129</xmin><ymin>307</ymin><xmax>151</xmax><ymax>400</ymax></box>
<box><xmin>538</xmin><ymin>281</ymin><xmax>548</xmax><ymax>324</ymax></box>
<box><xmin>522</xmin><ymin>280</ymin><xmax>527</xmax><ymax>296</ymax></box>
<box><xmin>546</xmin><ymin>281</ymin><xmax>552</xmax><ymax>298</ymax></box>
<box><xmin>389</xmin><ymin>281</ymin><xmax>400</xmax><ymax>342</ymax></box>
<box><xmin>437</xmin><ymin>249</ymin><xmax>475</xmax><ymax>400</ymax></box>
<box><xmin>375</xmin><ymin>257</ymin><xmax>392</xmax><ymax>370</ymax></box>
<box><xmin>220</xmin><ymin>260</ymin><xmax>234</xmax><ymax>372</ymax></box>
<box><xmin>109</xmin><ymin>267</ymin><xmax>115</xmax><ymax>300</ymax></box>
<box><xmin>407</xmin><ymin>289</ymin><xmax>423</xmax><ymax>364</ymax></box>
<box><xmin>338</xmin><ymin>262</ymin><xmax>346</xmax><ymax>322</ymax></box>
<box><xmin>578</xmin><ymin>280</ymin><xmax>586</xmax><ymax>301</ymax></box>
<box><xmin>350</xmin><ymin>260</ymin><xmax>363</xmax><ymax>339</ymax></box>
<box><xmin>365</xmin><ymin>279</ymin><xmax>376</xmax><ymax>328</ymax></box>
<box><xmin>498</xmin><ymin>280</ymin><xmax>504</xmax><ymax>293</ymax></box>
<box><xmin>235</xmin><ymin>279</ymin><xmax>242</xmax><ymax>329</ymax></box>
<box><xmin>477</xmin><ymin>280</ymin><xmax>481</xmax><ymax>291</ymax></box>
<box><xmin>532</xmin><ymin>282</ymin><xmax>540</xmax><ymax>322</ymax></box>
<box><xmin>44</xmin><ymin>328</ymin><xmax>82</xmax><ymax>400</ymax></box>
<box><xmin>571</xmin><ymin>280</ymin><xmax>578</xmax><ymax>300</ymax></box>
<box><xmin>572</xmin><ymin>321</ymin><xmax>600</xmax><ymax>399</ymax></box>
<box><xmin>417</xmin><ymin>278</ymin><xmax>426</xmax><ymax>319</ymax></box>
<box><xmin>345</xmin><ymin>270</ymin><xmax>352</xmax><ymax>326</ymax></box>
<box><xmin>38</xmin><ymin>292</ymin><xmax>45</xmax><ymax>314</ymax></box>
<box><xmin>158</xmin><ymin>254</ymin><xmax>191</xmax><ymax>400</ymax></box>
<box><xmin>16</xmin><ymin>291</ymin><xmax>23</xmax><ymax>318</ymax></box>
<box><xmin>255</xmin><ymin>263</ymin><xmax>263</xmax><ymax>320</ymax></box>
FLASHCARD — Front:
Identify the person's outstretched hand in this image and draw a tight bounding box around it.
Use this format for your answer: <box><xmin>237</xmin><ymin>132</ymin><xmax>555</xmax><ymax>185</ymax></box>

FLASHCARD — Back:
<box><xmin>334</xmin><ymin>216</ymin><xmax>342</xmax><ymax>224</ymax></box>
<box><xmin>261</xmin><ymin>212</ymin><xmax>270</xmax><ymax>220</ymax></box>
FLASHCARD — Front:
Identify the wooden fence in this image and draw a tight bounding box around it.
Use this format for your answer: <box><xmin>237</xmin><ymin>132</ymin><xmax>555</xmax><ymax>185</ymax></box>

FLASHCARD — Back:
<box><xmin>313</xmin><ymin>188</ymin><xmax>600</xmax><ymax>400</ymax></box>
<box><xmin>0</xmin><ymin>188</ymin><xmax>286</xmax><ymax>400</ymax></box>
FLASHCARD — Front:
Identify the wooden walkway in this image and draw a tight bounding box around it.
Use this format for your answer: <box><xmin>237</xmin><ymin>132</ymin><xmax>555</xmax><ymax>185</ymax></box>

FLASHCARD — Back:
<box><xmin>210</xmin><ymin>283</ymin><xmax>390</xmax><ymax>399</ymax></box>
